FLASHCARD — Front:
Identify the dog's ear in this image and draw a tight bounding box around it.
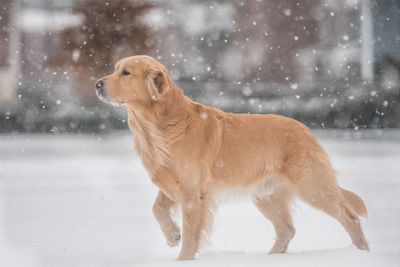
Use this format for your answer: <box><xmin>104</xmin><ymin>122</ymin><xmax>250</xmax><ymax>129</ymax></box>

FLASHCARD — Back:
<box><xmin>145</xmin><ymin>68</ymin><xmax>169</xmax><ymax>101</ymax></box>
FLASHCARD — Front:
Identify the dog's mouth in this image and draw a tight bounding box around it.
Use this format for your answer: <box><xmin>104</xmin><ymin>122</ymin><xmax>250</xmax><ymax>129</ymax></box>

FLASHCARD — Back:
<box><xmin>96</xmin><ymin>89</ymin><xmax>124</xmax><ymax>107</ymax></box>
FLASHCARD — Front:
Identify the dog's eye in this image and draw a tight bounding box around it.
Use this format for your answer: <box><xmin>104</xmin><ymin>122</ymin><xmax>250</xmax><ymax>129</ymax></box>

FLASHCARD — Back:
<box><xmin>121</xmin><ymin>69</ymin><xmax>130</xmax><ymax>76</ymax></box>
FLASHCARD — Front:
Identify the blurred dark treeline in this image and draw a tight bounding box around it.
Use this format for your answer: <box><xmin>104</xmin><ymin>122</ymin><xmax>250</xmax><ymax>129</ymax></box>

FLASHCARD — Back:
<box><xmin>0</xmin><ymin>0</ymin><xmax>399</xmax><ymax>133</ymax></box>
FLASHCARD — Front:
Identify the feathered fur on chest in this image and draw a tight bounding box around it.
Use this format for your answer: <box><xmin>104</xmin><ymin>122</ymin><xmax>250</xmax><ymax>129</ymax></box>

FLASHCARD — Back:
<box><xmin>127</xmin><ymin>109</ymin><xmax>170</xmax><ymax>175</ymax></box>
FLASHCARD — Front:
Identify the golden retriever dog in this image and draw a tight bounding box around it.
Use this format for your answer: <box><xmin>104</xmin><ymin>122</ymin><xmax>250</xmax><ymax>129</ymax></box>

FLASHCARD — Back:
<box><xmin>95</xmin><ymin>55</ymin><xmax>369</xmax><ymax>260</ymax></box>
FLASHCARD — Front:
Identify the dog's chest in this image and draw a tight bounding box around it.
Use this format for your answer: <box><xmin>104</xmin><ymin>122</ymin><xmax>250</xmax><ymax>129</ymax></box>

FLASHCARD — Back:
<box><xmin>133</xmin><ymin>130</ymin><xmax>170</xmax><ymax>174</ymax></box>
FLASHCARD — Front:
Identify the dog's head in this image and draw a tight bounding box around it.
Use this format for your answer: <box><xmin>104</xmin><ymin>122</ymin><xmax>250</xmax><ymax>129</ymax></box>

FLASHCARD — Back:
<box><xmin>95</xmin><ymin>55</ymin><xmax>171</xmax><ymax>107</ymax></box>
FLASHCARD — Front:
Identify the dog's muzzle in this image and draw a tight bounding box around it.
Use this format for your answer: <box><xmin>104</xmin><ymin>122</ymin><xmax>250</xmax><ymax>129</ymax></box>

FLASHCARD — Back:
<box><xmin>95</xmin><ymin>80</ymin><xmax>106</xmax><ymax>97</ymax></box>
<box><xmin>95</xmin><ymin>79</ymin><xmax>110</xmax><ymax>103</ymax></box>
<box><xmin>95</xmin><ymin>79</ymin><xmax>123</xmax><ymax>107</ymax></box>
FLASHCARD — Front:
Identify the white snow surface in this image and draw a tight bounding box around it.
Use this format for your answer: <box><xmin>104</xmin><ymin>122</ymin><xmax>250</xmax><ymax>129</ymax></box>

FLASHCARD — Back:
<box><xmin>0</xmin><ymin>130</ymin><xmax>399</xmax><ymax>267</ymax></box>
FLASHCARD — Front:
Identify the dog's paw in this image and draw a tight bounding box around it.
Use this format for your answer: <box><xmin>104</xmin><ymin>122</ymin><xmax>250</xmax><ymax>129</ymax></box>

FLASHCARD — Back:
<box><xmin>268</xmin><ymin>240</ymin><xmax>289</xmax><ymax>254</ymax></box>
<box><xmin>167</xmin><ymin>231</ymin><xmax>181</xmax><ymax>247</ymax></box>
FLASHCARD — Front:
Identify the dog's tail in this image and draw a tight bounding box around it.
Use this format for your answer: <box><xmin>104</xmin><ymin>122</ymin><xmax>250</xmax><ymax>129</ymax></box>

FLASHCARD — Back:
<box><xmin>340</xmin><ymin>187</ymin><xmax>368</xmax><ymax>218</ymax></box>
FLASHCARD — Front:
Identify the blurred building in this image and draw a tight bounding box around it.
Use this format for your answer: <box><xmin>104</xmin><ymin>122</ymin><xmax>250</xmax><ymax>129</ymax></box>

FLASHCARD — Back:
<box><xmin>296</xmin><ymin>0</ymin><xmax>375</xmax><ymax>84</ymax></box>
<box><xmin>0</xmin><ymin>0</ymin><xmax>399</xmax><ymax>131</ymax></box>
<box><xmin>0</xmin><ymin>0</ymin><xmax>14</xmax><ymax>105</ymax></box>
<box><xmin>0</xmin><ymin>0</ymin><xmax>79</xmax><ymax>104</ymax></box>
<box><xmin>1</xmin><ymin>0</ymin><xmax>398</xmax><ymax>92</ymax></box>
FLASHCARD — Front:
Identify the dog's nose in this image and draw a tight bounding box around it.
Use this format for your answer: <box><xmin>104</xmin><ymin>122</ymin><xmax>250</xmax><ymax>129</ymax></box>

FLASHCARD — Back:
<box><xmin>96</xmin><ymin>80</ymin><xmax>104</xmax><ymax>90</ymax></box>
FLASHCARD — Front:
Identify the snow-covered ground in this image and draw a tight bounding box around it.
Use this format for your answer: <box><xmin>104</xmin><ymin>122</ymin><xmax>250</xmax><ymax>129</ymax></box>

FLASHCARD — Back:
<box><xmin>0</xmin><ymin>130</ymin><xmax>399</xmax><ymax>267</ymax></box>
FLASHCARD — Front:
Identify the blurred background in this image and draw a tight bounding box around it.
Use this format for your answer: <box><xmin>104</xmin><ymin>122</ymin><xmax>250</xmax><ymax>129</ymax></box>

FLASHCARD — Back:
<box><xmin>1</xmin><ymin>1</ymin><xmax>400</xmax><ymax>267</ymax></box>
<box><xmin>0</xmin><ymin>0</ymin><xmax>399</xmax><ymax>133</ymax></box>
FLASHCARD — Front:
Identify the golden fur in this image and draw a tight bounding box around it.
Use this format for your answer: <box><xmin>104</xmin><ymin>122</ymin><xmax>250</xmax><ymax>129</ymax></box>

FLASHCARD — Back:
<box><xmin>96</xmin><ymin>55</ymin><xmax>369</xmax><ymax>260</ymax></box>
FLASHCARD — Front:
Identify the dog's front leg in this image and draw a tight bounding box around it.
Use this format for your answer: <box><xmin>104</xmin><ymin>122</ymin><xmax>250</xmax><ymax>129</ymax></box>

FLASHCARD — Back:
<box><xmin>177</xmin><ymin>194</ymin><xmax>210</xmax><ymax>261</ymax></box>
<box><xmin>152</xmin><ymin>191</ymin><xmax>181</xmax><ymax>247</ymax></box>
<box><xmin>151</xmin><ymin>170</ymin><xmax>211</xmax><ymax>260</ymax></box>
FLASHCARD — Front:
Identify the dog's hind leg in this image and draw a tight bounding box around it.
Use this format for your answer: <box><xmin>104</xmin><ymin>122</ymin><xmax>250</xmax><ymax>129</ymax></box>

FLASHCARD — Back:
<box><xmin>152</xmin><ymin>191</ymin><xmax>181</xmax><ymax>247</ymax></box>
<box><xmin>290</xmin><ymin>161</ymin><xmax>369</xmax><ymax>251</ymax></box>
<box><xmin>253</xmin><ymin>186</ymin><xmax>296</xmax><ymax>254</ymax></box>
